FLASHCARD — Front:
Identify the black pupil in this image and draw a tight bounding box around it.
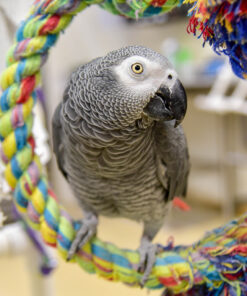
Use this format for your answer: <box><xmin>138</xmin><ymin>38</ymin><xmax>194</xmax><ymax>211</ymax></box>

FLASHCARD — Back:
<box><xmin>135</xmin><ymin>65</ymin><xmax>141</xmax><ymax>71</ymax></box>
<box><xmin>168</xmin><ymin>74</ymin><xmax>172</xmax><ymax>79</ymax></box>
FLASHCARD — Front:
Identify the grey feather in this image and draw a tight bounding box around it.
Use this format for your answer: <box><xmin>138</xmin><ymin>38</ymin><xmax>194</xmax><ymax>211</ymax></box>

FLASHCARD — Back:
<box><xmin>52</xmin><ymin>102</ymin><xmax>68</xmax><ymax>179</ymax></box>
<box><xmin>154</xmin><ymin>120</ymin><xmax>190</xmax><ymax>202</ymax></box>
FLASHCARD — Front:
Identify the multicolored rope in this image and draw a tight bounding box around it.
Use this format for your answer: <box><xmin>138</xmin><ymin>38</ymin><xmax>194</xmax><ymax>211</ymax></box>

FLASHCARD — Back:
<box><xmin>100</xmin><ymin>0</ymin><xmax>182</xmax><ymax>18</ymax></box>
<box><xmin>185</xmin><ymin>0</ymin><xmax>247</xmax><ymax>79</ymax></box>
<box><xmin>0</xmin><ymin>0</ymin><xmax>247</xmax><ymax>295</ymax></box>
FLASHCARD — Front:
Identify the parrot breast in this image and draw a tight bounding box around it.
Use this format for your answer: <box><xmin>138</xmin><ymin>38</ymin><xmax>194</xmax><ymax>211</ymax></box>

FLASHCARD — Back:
<box><xmin>62</xmin><ymin>115</ymin><xmax>168</xmax><ymax>222</ymax></box>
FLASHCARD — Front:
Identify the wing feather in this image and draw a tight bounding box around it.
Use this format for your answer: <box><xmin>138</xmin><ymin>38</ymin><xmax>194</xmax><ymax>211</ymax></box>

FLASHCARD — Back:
<box><xmin>52</xmin><ymin>102</ymin><xmax>68</xmax><ymax>179</ymax></box>
<box><xmin>154</xmin><ymin>120</ymin><xmax>190</xmax><ymax>201</ymax></box>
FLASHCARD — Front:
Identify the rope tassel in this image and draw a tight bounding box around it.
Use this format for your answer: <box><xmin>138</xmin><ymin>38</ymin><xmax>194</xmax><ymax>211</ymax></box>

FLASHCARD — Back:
<box><xmin>185</xmin><ymin>0</ymin><xmax>247</xmax><ymax>79</ymax></box>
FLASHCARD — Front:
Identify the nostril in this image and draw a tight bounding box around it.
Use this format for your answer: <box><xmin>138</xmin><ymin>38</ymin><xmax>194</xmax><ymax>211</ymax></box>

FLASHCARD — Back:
<box><xmin>168</xmin><ymin>74</ymin><xmax>173</xmax><ymax>80</ymax></box>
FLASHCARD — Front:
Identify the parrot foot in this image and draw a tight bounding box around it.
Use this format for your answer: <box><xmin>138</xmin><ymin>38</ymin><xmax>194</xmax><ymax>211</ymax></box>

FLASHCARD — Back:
<box><xmin>67</xmin><ymin>214</ymin><xmax>98</xmax><ymax>261</ymax></box>
<box><xmin>137</xmin><ymin>236</ymin><xmax>157</xmax><ymax>287</ymax></box>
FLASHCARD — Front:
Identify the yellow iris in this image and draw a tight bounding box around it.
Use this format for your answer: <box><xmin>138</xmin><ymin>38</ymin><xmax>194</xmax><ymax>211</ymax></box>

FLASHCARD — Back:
<box><xmin>131</xmin><ymin>63</ymin><xmax>143</xmax><ymax>74</ymax></box>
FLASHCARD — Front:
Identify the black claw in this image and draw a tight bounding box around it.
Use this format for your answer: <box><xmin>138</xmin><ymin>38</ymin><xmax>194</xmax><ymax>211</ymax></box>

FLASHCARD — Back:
<box><xmin>139</xmin><ymin>282</ymin><xmax>144</xmax><ymax>289</ymax></box>
<box><xmin>67</xmin><ymin>239</ymin><xmax>82</xmax><ymax>261</ymax></box>
<box><xmin>66</xmin><ymin>254</ymin><xmax>72</xmax><ymax>261</ymax></box>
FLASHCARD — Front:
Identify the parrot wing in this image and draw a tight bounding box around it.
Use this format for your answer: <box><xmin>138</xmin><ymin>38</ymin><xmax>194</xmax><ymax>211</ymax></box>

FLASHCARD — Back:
<box><xmin>52</xmin><ymin>102</ymin><xmax>68</xmax><ymax>179</ymax></box>
<box><xmin>154</xmin><ymin>120</ymin><xmax>190</xmax><ymax>202</ymax></box>
<box><xmin>52</xmin><ymin>57</ymin><xmax>102</xmax><ymax>180</ymax></box>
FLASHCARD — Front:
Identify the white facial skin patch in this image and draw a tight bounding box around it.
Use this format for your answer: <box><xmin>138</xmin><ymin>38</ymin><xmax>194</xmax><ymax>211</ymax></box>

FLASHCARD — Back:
<box><xmin>113</xmin><ymin>56</ymin><xmax>178</xmax><ymax>96</ymax></box>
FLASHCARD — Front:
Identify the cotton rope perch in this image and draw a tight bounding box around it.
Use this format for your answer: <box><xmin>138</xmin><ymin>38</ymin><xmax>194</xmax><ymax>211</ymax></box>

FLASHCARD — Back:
<box><xmin>0</xmin><ymin>0</ymin><xmax>246</xmax><ymax>295</ymax></box>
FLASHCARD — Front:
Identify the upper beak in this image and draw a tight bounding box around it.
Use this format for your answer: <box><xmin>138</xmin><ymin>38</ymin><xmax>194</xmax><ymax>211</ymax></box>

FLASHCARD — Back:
<box><xmin>143</xmin><ymin>79</ymin><xmax>187</xmax><ymax>127</ymax></box>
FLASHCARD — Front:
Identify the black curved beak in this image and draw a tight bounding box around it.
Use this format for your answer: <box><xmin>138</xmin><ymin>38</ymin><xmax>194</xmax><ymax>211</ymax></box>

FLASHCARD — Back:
<box><xmin>143</xmin><ymin>79</ymin><xmax>187</xmax><ymax>127</ymax></box>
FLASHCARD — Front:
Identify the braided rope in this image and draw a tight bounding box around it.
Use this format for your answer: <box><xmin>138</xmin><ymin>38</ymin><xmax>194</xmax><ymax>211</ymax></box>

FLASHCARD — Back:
<box><xmin>0</xmin><ymin>0</ymin><xmax>246</xmax><ymax>295</ymax></box>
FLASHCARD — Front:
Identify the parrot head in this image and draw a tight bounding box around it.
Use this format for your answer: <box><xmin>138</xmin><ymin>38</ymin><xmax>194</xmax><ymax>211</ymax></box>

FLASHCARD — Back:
<box><xmin>74</xmin><ymin>46</ymin><xmax>187</xmax><ymax>128</ymax></box>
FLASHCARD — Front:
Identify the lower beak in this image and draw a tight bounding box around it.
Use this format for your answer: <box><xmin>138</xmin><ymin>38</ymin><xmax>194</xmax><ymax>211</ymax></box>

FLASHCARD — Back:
<box><xmin>143</xmin><ymin>79</ymin><xmax>187</xmax><ymax>127</ymax></box>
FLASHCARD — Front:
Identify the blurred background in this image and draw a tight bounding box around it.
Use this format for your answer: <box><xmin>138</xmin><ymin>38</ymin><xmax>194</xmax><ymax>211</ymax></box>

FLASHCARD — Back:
<box><xmin>0</xmin><ymin>1</ymin><xmax>247</xmax><ymax>296</ymax></box>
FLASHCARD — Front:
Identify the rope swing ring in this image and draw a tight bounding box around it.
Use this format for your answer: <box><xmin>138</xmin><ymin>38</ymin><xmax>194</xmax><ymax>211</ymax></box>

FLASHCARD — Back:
<box><xmin>0</xmin><ymin>1</ymin><xmax>246</xmax><ymax>295</ymax></box>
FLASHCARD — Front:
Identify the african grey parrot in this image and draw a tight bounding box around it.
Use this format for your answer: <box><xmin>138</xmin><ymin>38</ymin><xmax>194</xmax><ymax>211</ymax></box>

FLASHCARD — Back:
<box><xmin>52</xmin><ymin>45</ymin><xmax>189</xmax><ymax>284</ymax></box>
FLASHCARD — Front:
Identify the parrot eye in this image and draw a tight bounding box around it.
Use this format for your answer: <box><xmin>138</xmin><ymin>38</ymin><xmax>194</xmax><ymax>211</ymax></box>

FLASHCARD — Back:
<box><xmin>131</xmin><ymin>63</ymin><xmax>144</xmax><ymax>74</ymax></box>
